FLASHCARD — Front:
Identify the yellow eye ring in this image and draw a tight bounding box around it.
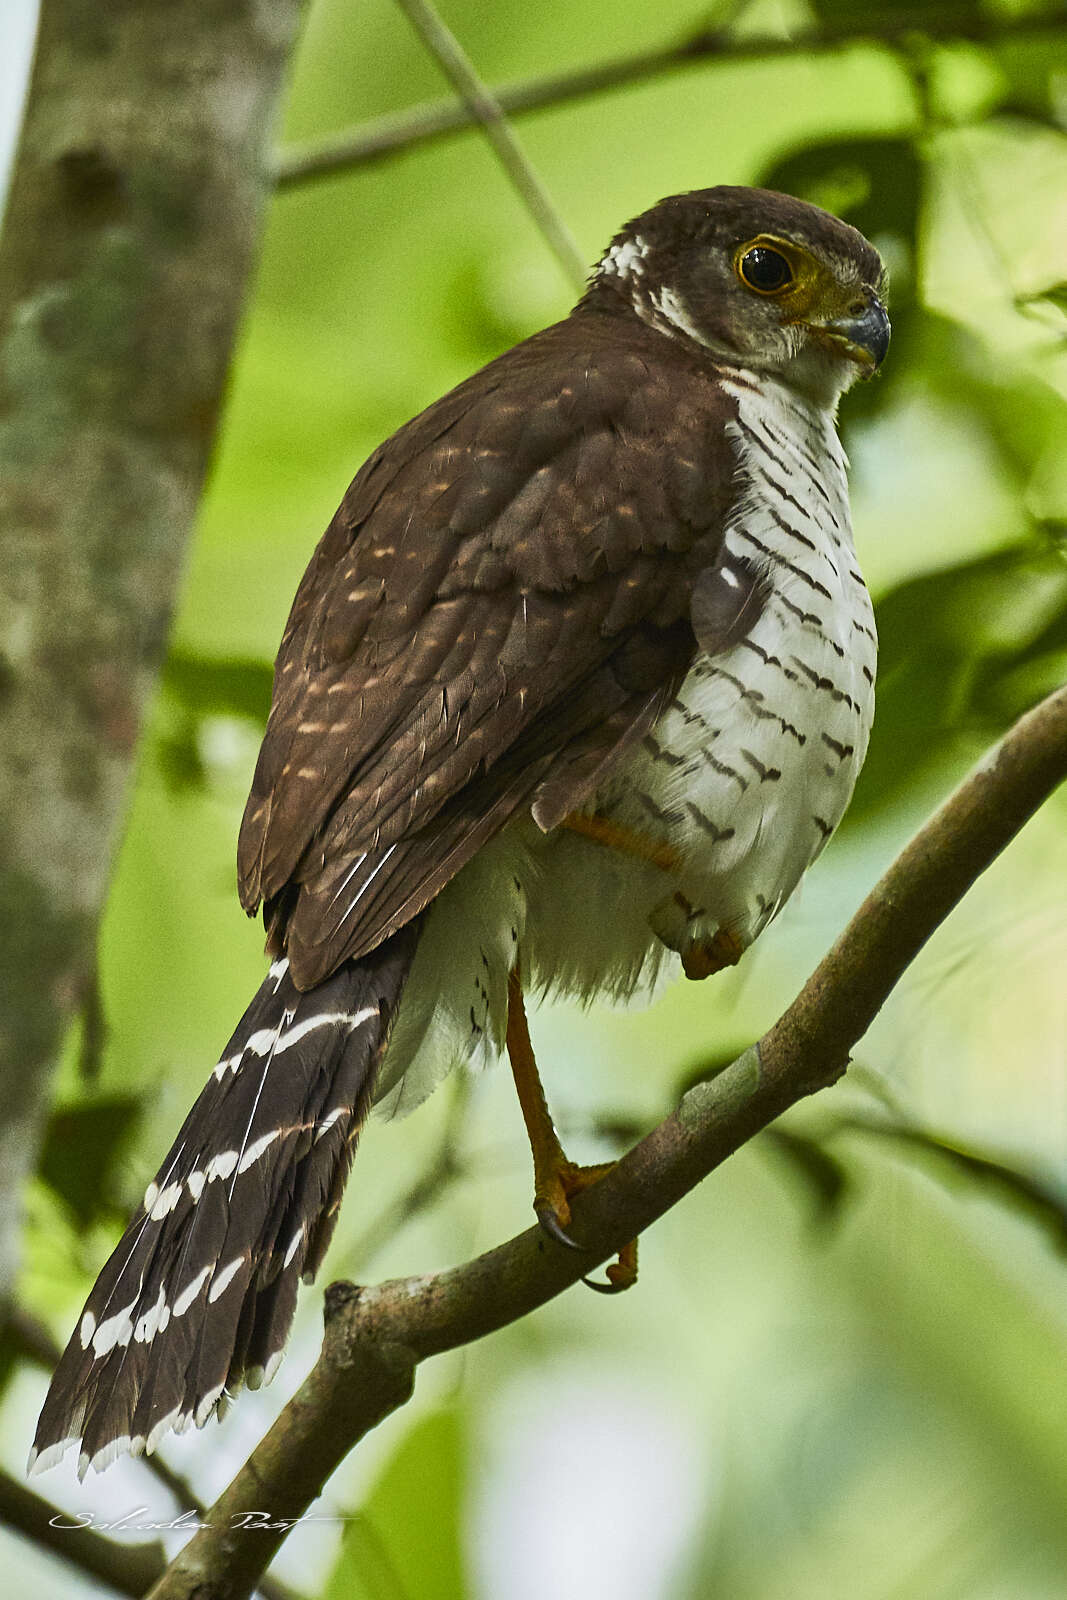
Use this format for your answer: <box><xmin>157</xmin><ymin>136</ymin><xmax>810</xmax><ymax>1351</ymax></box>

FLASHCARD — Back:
<box><xmin>736</xmin><ymin>244</ymin><xmax>793</xmax><ymax>294</ymax></box>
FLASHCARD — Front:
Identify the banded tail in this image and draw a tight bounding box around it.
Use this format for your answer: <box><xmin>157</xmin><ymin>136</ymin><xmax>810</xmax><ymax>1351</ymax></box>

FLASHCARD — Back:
<box><xmin>31</xmin><ymin>926</ymin><xmax>418</xmax><ymax>1478</ymax></box>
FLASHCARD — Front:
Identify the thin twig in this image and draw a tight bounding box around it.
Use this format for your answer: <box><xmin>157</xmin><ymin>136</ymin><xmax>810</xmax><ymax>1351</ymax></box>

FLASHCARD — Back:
<box><xmin>146</xmin><ymin>683</ymin><xmax>1067</xmax><ymax>1600</ymax></box>
<box><xmin>392</xmin><ymin>0</ymin><xmax>586</xmax><ymax>290</ymax></box>
<box><xmin>272</xmin><ymin>8</ymin><xmax>1065</xmax><ymax>190</ymax></box>
<box><xmin>834</xmin><ymin>1113</ymin><xmax>1067</xmax><ymax>1247</ymax></box>
<box><xmin>0</xmin><ymin>1468</ymin><xmax>165</xmax><ymax>1598</ymax></box>
<box><xmin>5</xmin><ymin>1304</ymin><xmax>62</xmax><ymax>1369</ymax></box>
<box><xmin>345</xmin><ymin>1072</ymin><xmax>471</xmax><ymax>1272</ymax></box>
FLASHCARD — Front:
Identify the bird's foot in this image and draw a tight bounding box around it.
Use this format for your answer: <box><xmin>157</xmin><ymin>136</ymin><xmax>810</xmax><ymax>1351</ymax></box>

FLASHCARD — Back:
<box><xmin>508</xmin><ymin>968</ymin><xmax>638</xmax><ymax>1292</ymax></box>
<box><xmin>585</xmin><ymin>1237</ymin><xmax>639</xmax><ymax>1295</ymax></box>
<box><xmin>680</xmin><ymin>923</ymin><xmax>745</xmax><ymax>980</ymax></box>
<box><xmin>534</xmin><ymin>1156</ymin><xmax>638</xmax><ymax>1293</ymax></box>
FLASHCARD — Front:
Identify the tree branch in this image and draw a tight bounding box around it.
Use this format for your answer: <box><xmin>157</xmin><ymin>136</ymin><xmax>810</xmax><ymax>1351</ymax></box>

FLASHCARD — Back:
<box><xmin>0</xmin><ymin>1460</ymin><xmax>306</xmax><ymax>1600</ymax></box>
<box><xmin>392</xmin><ymin>0</ymin><xmax>586</xmax><ymax>290</ymax></box>
<box><xmin>146</xmin><ymin>684</ymin><xmax>1067</xmax><ymax>1600</ymax></box>
<box><xmin>272</xmin><ymin>7</ymin><xmax>1064</xmax><ymax>189</ymax></box>
<box><xmin>0</xmin><ymin>1468</ymin><xmax>164</xmax><ymax>1598</ymax></box>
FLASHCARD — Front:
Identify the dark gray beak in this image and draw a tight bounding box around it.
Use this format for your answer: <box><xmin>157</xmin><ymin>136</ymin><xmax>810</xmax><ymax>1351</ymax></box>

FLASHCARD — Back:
<box><xmin>823</xmin><ymin>295</ymin><xmax>891</xmax><ymax>373</ymax></box>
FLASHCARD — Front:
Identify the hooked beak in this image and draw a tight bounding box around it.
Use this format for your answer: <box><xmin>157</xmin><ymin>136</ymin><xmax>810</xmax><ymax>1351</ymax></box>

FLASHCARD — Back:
<box><xmin>817</xmin><ymin>294</ymin><xmax>891</xmax><ymax>374</ymax></box>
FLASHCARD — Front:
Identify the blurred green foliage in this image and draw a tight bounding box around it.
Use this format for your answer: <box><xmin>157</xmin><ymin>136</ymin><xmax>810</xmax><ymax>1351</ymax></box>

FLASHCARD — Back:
<box><xmin>4</xmin><ymin>1</ymin><xmax>1067</xmax><ymax>1597</ymax></box>
<box><xmin>324</xmin><ymin>1408</ymin><xmax>468</xmax><ymax>1600</ymax></box>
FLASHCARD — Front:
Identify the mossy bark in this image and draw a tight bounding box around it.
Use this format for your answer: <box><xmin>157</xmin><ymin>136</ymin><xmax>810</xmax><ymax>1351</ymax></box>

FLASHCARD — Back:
<box><xmin>0</xmin><ymin>0</ymin><xmax>304</xmax><ymax>1308</ymax></box>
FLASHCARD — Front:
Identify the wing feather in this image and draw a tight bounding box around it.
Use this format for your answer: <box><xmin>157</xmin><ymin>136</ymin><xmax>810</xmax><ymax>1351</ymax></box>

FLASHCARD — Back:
<box><xmin>237</xmin><ymin>312</ymin><xmax>740</xmax><ymax>988</ymax></box>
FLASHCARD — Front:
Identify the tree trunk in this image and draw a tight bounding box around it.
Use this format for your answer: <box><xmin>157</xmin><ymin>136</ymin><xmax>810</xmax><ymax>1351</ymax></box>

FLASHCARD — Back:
<box><xmin>0</xmin><ymin>0</ymin><xmax>304</xmax><ymax>1309</ymax></box>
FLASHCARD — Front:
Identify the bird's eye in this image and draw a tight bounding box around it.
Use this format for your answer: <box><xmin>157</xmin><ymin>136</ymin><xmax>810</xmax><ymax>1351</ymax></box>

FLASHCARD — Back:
<box><xmin>738</xmin><ymin>247</ymin><xmax>793</xmax><ymax>294</ymax></box>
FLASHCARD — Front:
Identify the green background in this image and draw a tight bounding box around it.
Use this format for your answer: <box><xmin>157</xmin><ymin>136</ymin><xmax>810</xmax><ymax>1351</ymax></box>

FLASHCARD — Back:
<box><xmin>4</xmin><ymin>0</ymin><xmax>1067</xmax><ymax>1595</ymax></box>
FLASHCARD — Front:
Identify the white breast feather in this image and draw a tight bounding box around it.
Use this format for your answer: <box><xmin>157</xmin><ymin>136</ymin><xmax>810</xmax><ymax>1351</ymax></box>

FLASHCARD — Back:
<box><xmin>379</xmin><ymin>371</ymin><xmax>876</xmax><ymax>1102</ymax></box>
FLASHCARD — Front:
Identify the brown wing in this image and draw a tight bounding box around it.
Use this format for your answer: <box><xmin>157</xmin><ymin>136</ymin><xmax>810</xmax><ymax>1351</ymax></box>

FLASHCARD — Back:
<box><xmin>237</xmin><ymin>310</ymin><xmax>741</xmax><ymax>989</ymax></box>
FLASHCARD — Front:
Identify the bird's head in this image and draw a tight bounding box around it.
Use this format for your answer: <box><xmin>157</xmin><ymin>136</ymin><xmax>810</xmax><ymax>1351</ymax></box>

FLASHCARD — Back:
<box><xmin>589</xmin><ymin>185</ymin><xmax>890</xmax><ymax>406</ymax></box>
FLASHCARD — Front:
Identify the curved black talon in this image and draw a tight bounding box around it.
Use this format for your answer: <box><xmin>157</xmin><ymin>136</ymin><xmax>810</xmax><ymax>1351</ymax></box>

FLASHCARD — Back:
<box><xmin>535</xmin><ymin>1203</ymin><xmax>583</xmax><ymax>1252</ymax></box>
<box><xmin>582</xmin><ymin>1273</ymin><xmax>626</xmax><ymax>1294</ymax></box>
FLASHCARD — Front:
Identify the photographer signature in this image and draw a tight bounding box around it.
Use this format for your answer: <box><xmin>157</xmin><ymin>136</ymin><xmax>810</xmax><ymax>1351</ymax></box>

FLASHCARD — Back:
<box><xmin>49</xmin><ymin>1508</ymin><xmax>348</xmax><ymax>1533</ymax></box>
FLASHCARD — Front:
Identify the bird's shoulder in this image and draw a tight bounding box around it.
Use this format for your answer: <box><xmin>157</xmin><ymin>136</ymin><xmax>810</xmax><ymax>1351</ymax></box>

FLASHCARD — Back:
<box><xmin>283</xmin><ymin>308</ymin><xmax>740</xmax><ymax>650</ymax></box>
<box><xmin>237</xmin><ymin>307</ymin><xmax>743</xmax><ymax>926</ymax></box>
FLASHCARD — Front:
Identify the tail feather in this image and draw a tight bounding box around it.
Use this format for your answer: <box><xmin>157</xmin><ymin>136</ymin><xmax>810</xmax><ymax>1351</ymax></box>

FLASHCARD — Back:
<box><xmin>30</xmin><ymin>925</ymin><xmax>418</xmax><ymax>1478</ymax></box>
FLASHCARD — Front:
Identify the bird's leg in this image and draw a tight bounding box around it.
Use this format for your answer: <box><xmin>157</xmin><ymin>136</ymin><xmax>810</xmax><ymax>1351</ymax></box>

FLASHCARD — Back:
<box><xmin>506</xmin><ymin>967</ymin><xmax>638</xmax><ymax>1292</ymax></box>
<box><xmin>505</xmin><ymin>967</ymin><xmax>586</xmax><ymax>1244</ymax></box>
<box><xmin>560</xmin><ymin>812</ymin><xmax>682</xmax><ymax>874</ymax></box>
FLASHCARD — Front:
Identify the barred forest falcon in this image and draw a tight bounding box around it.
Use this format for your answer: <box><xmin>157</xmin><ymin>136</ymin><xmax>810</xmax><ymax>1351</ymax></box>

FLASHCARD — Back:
<box><xmin>33</xmin><ymin>186</ymin><xmax>889</xmax><ymax>1476</ymax></box>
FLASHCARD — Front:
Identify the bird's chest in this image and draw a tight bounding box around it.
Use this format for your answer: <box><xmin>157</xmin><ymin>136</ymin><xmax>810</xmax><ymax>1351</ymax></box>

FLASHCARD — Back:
<box><xmin>601</xmin><ymin>375</ymin><xmax>877</xmax><ymax>950</ymax></box>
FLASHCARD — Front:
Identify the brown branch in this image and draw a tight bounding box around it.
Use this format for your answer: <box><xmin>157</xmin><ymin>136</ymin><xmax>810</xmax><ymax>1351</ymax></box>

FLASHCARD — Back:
<box><xmin>146</xmin><ymin>684</ymin><xmax>1067</xmax><ymax>1600</ymax></box>
<box><xmin>392</xmin><ymin>0</ymin><xmax>586</xmax><ymax>289</ymax></box>
<box><xmin>0</xmin><ymin>1468</ymin><xmax>164</xmax><ymax>1598</ymax></box>
<box><xmin>272</xmin><ymin>7</ymin><xmax>1065</xmax><ymax>189</ymax></box>
<box><xmin>0</xmin><ymin>1463</ymin><xmax>307</xmax><ymax>1600</ymax></box>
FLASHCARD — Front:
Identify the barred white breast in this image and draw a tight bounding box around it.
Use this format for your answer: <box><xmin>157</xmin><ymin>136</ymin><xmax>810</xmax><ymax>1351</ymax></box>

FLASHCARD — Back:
<box><xmin>380</xmin><ymin>366</ymin><xmax>876</xmax><ymax>1098</ymax></box>
<box><xmin>588</xmin><ymin>367</ymin><xmax>877</xmax><ymax>971</ymax></box>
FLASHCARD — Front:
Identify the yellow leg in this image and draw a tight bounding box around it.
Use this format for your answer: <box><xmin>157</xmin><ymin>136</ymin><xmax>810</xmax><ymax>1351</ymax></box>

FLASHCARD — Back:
<box><xmin>560</xmin><ymin>812</ymin><xmax>682</xmax><ymax>874</ymax></box>
<box><xmin>506</xmin><ymin>969</ymin><xmax>638</xmax><ymax>1293</ymax></box>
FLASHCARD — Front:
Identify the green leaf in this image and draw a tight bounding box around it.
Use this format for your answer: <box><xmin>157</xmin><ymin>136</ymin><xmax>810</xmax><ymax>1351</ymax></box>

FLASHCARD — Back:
<box><xmin>155</xmin><ymin>713</ymin><xmax>209</xmax><ymax>792</ymax></box>
<box><xmin>991</xmin><ymin>29</ymin><xmax>1067</xmax><ymax>123</ymax></box>
<box><xmin>759</xmin><ymin>136</ymin><xmax>922</xmax><ymax>256</ymax></box>
<box><xmin>761</xmin><ymin>1126</ymin><xmax>852</xmax><ymax>1224</ymax></box>
<box><xmin>847</xmin><ymin>544</ymin><xmax>1067</xmax><ymax>823</ymax></box>
<box><xmin>324</xmin><ymin>1408</ymin><xmax>469</xmax><ymax>1600</ymax></box>
<box><xmin>810</xmin><ymin>0</ymin><xmax>982</xmax><ymax>20</ymax></box>
<box><xmin>38</xmin><ymin>1096</ymin><xmax>143</xmax><ymax>1231</ymax></box>
<box><xmin>153</xmin><ymin>652</ymin><xmax>274</xmax><ymax>792</ymax></box>
<box><xmin>840</xmin><ymin>1115</ymin><xmax>1067</xmax><ymax>1251</ymax></box>
<box><xmin>162</xmin><ymin>650</ymin><xmax>273</xmax><ymax>724</ymax></box>
<box><xmin>1018</xmin><ymin>281</ymin><xmax>1067</xmax><ymax>318</ymax></box>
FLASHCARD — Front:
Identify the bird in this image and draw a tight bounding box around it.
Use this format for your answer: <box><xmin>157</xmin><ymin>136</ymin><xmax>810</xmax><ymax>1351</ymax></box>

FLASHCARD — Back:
<box><xmin>32</xmin><ymin>184</ymin><xmax>888</xmax><ymax>1477</ymax></box>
